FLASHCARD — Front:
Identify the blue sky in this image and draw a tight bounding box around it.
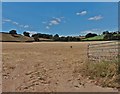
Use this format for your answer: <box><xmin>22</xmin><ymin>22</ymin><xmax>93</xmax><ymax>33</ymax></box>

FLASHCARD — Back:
<box><xmin>2</xmin><ymin>2</ymin><xmax>118</xmax><ymax>36</ymax></box>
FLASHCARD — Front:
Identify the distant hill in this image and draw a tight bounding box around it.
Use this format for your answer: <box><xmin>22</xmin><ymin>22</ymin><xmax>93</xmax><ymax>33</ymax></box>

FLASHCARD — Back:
<box><xmin>82</xmin><ymin>35</ymin><xmax>105</xmax><ymax>41</ymax></box>
<box><xmin>82</xmin><ymin>34</ymin><xmax>120</xmax><ymax>41</ymax></box>
<box><xmin>0</xmin><ymin>32</ymin><xmax>34</xmax><ymax>42</ymax></box>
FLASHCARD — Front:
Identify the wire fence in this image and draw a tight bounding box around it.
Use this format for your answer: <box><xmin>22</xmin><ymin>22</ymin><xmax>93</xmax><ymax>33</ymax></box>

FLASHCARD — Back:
<box><xmin>87</xmin><ymin>41</ymin><xmax>119</xmax><ymax>63</ymax></box>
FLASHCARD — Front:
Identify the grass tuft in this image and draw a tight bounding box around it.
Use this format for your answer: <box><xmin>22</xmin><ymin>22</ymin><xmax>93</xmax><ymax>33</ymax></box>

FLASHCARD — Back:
<box><xmin>76</xmin><ymin>61</ymin><xmax>120</xmax><ymax>88</ymax></box>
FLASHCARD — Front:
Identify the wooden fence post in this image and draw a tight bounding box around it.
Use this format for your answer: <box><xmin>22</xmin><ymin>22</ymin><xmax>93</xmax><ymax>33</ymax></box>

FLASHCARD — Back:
<box><xmin>87</xmin><ymin>43</ymin><xmax>90</xmax><ymax>63</ymax></box>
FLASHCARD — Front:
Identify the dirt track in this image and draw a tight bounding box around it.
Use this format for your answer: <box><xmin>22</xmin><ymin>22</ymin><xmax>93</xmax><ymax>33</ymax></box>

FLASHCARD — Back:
<box><xmin>2</xmin><ymin>42</ymin><xmax>118</xmax><ymax>92</ymax></box>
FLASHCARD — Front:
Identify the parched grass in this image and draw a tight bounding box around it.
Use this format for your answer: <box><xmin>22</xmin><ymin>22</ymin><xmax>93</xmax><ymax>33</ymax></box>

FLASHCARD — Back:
<box><xmin>77</xmin><ymin>61</ymin><xmax>120</xmax><ymax>88</ymax></box>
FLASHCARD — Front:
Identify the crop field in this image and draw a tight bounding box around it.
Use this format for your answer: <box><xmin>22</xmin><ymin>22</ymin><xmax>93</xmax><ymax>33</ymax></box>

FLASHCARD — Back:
<box><xmin>2</xmin><ymin>42</ymin><xmax>118</xmax><ymax>92</ymax></box>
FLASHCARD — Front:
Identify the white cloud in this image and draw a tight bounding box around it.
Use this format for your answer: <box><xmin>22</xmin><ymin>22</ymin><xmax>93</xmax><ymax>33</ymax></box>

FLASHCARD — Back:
<box><xmin>45</xmin><ymin>19</ymin><xmax>60</xmax><ymax>30</ymax></box>
<box><xmin>3</xmin><ymin>18</ymin><xmax>19</xmax><ymax>26</ymax></box>
<box><xmin>76</xmin><ymin>11</ymin><xmax>87</xmax><ymax>16</ymax></box>
<box><xmin>44</xmin><ymin>16</ymin><xmax>65</xmax><ymax>29</ymax></box>
<box><xmin>3</xmin><ymin>17</ymin><xmax>33</xmax><ymax>32</ymax></box>
<box><xmin>49</xmin><ymin>17</ymin><xmax>63</xmax><ymax>25</ymax></box>
<box><xmin>12</xmin><ymin>22</ymin><xmax>19</xmax><ymax>25</ymax></box>
<box><xmin>3</xmin><ymin>18</ymin><xmax>11</xmax><ymax>22</ymax></box>
<box><xmin>3</xmin><ymin>18</ymin><xmax>20</xmax><ymax>26</ymax></box>
<box><xmin>55</xmin><ymin>18</ymin><xmax>61</xmax><ymax>22</ymax></box>
<box><xmin>82</xmin><ymin>30</ymin><xmax>95</xmax><ymax>34</ymax></box>
<box><xmin>86</xmin><ymin>30</ymin><xmax>95</xmax><ymax>33</ymax></box>
<box><xmin>26</xmin><ymin>31</ymin><xmax>37</xmax><ymax>34</ymax></box>
<box><xmin>46</xmin><ymin>26</ymin><xmax>50</xmax><ymax>29</ymax></box>
<box><xmin>24</xmin><ymin>25</ymin><xmax>29</xmax><ymax>28</ymax></box>
<box><xmin>88</xmin><ymin>15</ymin><xmax>103</xmax><ymax>21</ymax></box>
<box><xmin>80</xmin><ymin>28</ymin><xmax>103</xmax><ymax>36</ymax></box>
<box><xmin>50</xmin><ymin>20</ymin><xmax>59</xmax><ymax>25</ymax></box>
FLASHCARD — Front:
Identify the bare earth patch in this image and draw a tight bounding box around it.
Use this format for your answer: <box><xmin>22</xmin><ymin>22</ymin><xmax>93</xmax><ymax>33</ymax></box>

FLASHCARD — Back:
<box><xmin>2</xmin><ymin>42</ymin><xmax>118</xmax><ymax>92</ymax></box>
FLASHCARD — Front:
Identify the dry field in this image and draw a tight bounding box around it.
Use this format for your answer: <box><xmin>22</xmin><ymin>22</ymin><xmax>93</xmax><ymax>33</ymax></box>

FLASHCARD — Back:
<box><xmin>2</xmin><ymin>42</ymin><xmax>118</xmax><ymax>92</ymax></box>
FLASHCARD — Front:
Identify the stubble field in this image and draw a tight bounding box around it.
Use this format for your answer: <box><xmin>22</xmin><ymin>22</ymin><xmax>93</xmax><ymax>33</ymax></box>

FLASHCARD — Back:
<box><xmin>2</xmin><ymin>42</ymin><xmax>118</xmax><ymax>92</ymax></box>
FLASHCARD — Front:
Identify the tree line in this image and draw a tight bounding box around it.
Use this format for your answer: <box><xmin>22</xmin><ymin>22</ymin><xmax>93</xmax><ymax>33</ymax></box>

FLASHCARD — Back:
<box><xmin>102</xmin><ymin>31</ymin><xmax>120</xmax><ymax>40</ymax></box>
<box><xmin>9</xmin><ymin>30</ymin><xmax>81</xmax><ymax>42</ymax></box>
<box><xmin>9</xmin><ymin>30</ymin><xmax>120</xmax><ymax>41</ymax></box>
<box><xmin>84</xmin><ymin>31</ymin><xmax>120</xmax><ymax>40</ymax></box>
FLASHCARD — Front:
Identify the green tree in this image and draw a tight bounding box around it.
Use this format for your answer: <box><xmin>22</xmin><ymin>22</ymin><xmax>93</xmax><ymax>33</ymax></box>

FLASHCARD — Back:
<box><xmin>23</xmin><ymin>32</ymin><xmax>30</xmax><ymax>37</ymax></box>
<box><xmin>53</xmin><ymin>34</ymin><xmax>59</xmax><ymax>41</ymax></box>
<box><xmin>85</xmin><ymin>33</ymin><xmax>97</xmax><ymax>38</ymax></box>
<box><xmin>103</xmin><ymin>33</ymin><xmax>113</xmax><ymax>40</ymax></box>
<box><xmin>9</xmin><ymin>30</ymin><xmax>17</xmax><ymax>35</ymax></box>
<box><xmin>103</xmin><ymin>31</ymin><xmax>109</xmax><ymax>35</ymax></box>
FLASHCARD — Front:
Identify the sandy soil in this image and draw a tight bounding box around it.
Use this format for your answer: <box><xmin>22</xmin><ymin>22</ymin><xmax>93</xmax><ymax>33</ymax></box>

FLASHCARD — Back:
<box><xmin>2</xmin><ymin>42</ymin><xmax>118</xmax><ymax>92</ymax></box>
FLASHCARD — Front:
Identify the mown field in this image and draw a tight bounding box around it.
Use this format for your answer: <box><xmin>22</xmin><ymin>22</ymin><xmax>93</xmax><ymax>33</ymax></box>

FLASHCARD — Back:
<box><xmin>2</xmin><ymin>42</ymin><xmax>119</xmax><ymax>92</ymax></box>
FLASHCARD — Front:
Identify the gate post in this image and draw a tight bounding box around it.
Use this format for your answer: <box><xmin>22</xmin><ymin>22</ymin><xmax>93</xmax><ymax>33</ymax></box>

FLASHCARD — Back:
<box><xmin>87</xmin><ymin>43</ymin><xmax>90</xmax><ymax>63</ymax></box>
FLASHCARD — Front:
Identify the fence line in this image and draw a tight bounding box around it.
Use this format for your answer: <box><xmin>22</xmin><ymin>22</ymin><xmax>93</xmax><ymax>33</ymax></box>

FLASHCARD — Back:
<box><xmin>87</xmin><ymin>41</ymin><xmax>119</xmax><ymax>63</ymax></box>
